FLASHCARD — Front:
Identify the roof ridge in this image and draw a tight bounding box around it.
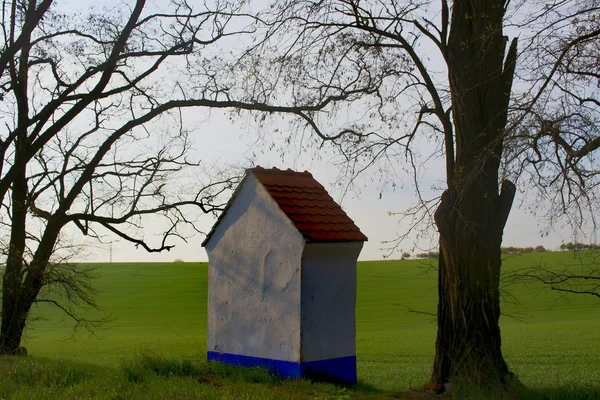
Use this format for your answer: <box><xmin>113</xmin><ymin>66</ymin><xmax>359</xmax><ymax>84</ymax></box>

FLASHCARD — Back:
<box><xmin>249</xmin><ymin>165</ymin><xmax>313</xmax><ymax>177</ymax></box>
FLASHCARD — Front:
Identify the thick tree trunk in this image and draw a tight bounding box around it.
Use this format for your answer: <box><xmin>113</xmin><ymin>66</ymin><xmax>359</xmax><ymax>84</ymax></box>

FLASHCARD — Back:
<box><xmin>1</xmin><ymin>240</ymin><xmax>59</xmax><ymax>355</ymax></box>
<box><xmin>432</xmin><ymin>181</ymin><xmax>515</xmax><ymax>386</ymax></box>
<box><xmin>0</xmin><ymin>0</ymin><xmax>33</xmax><ymax>356</ymax></box>
<box><xmin>431</xmin><ymin>0</ymin><xmax>519</xmax><ymax>387</ymax></box>
<box><xmin>0</xmin><ymin>300</ymin><xmax>28</xmax><ymax>354</ymax></box>
<box><xmin>0</xmin><ymin>159</ymin><xmax>28</xmax><ymax>355</ymax></box>
<box><xmin>0</xmin><ymin>220</ymin><xmax>59</xmax><ymax>354</ymax></box>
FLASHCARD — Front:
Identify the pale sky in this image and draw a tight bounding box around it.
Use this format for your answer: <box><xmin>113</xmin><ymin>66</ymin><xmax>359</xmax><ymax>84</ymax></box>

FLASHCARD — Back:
<box><xmin>82</xmin><ymin>109</ymin><xmax>592</xmax><ymax>264</ymax></box>
<box><xmin>11</xmin><ymin>0</ymin><xmax>597</xmax><ymax>264</ymax></box>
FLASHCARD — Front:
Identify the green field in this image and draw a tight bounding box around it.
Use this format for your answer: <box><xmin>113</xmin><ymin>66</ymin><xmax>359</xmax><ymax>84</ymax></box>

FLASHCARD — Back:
<box><xmin>1</xmin><ymin>251</ymin><xmax>599</xmax><ymax>399</ymax></box>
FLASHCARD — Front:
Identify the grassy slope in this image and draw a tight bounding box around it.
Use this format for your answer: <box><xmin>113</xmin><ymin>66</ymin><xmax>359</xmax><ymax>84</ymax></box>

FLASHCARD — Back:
<box><xmin>356</xmin><ymin>253</ymin><xmax>600</xmax><ymax>389</ymax></box>
<box><xmin>25</xmin><ymin>262</ymin><xmax>207</xmax><ymax>365</ymax></box>
<box><xmin>9</xmin><ymin>252</ymin><xmax>600</xmax><ymax>395</ymax></box>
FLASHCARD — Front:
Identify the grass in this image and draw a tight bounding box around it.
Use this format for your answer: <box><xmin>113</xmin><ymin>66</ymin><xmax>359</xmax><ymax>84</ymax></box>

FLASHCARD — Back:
<box><xmin>0</xmin><ymin>354</ymin><xmax>389</xmax><ymax>400</ymax></box>
<box><xmin>0</xmin><ymin>251</ymin><xmax>598</xmax><ymax>398</ymax></box>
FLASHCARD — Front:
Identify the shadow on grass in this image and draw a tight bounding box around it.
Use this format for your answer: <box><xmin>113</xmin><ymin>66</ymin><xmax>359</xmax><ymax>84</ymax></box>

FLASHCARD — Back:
<box><xmin>516</xmin><ymin>385</ymin><xmax>600</xmax><ymax>400</ymax></box>
<box><xmin>123</xmin><ymin>355</ymin><xmax>599</xmax><ymax>399</ymax></box>
<box><xmin>204</xmin><ymin>361</ymin><xmax>399</xmax><ymax>399</ymax></box>
<box><xmin>445</xmin><ymin>380</ymin><xmax>600</xmax><ymax>400</ymax></box>
<box><xmin>4</xmin><ymin>354</ymin><xmax>598</xmax><ymax>399</ymax></box>
<box><xmin>121</xmin><ymin>353</ymin><xmax>396</xmax><ymax>398</ymax></box>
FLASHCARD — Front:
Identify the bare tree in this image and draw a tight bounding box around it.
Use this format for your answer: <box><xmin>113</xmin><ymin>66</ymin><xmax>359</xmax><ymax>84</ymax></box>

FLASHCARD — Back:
<box><xmin>203</xmin><ymin>0</ymin><xmax>600</xmax><ymax>389</ymax></box>
<box><xmin>0</xmin><ymin>0</ymin><xmax>250</xmax><ymax>354</ymax></box>
<box><xmin>0</xmin><ymin>0</ymin><xmax>305</xmax><ymax>355</ymax></box>
<box><xmin>505</xmin><ymin>0</ymin><xmax>600</xmax><ymax>231</ymax></box>
<box><xmin>501</xmin><ymin>0</ymin><xmax>600</xmax><ymax>302</ymax></box>
<box><xmin>0</xmin><ymin>0</ymin><xmax>389</xmax><ymax>355</ymax></box>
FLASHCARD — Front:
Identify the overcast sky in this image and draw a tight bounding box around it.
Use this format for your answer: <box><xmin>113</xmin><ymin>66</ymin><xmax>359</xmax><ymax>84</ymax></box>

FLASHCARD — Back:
<box><xmin>46</xmin><ymin>0</ymin><xmax>597</xmax><ymax>264</ymax></box>
<box><xmin>81</xmin><ymin>109</ymin><xmax>592</xmax><ymax>264</ymax></box>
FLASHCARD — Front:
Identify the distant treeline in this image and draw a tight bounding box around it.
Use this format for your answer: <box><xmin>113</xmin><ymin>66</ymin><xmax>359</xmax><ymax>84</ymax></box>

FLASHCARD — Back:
<box><xmin>501</xmin><ymin>246</ymin><xmax>547</xmax><ymax>254</ymax></box>
<box><xmin>410</xmin><ymin>243</ymin><xmax>599</xmax><ymax>259</ymax></box>
<box><xmin>558</xmin><ymin>242</ymin><xmax>600</xmax><ymax>251</ymax></box>
<box><xmin>414</xmin><ymin>251</ymin><xmax>440</xmax><ymax>259</ymax></box>
<box><xmin>414</xmin><ymin>247</ymin><xmax>546</xmax><ymax>258</ymax></box>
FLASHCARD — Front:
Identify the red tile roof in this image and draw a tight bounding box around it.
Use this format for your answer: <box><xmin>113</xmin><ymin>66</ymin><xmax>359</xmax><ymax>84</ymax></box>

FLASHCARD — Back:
<box><xmin>249</xmin><ymin>166</ymin><xmax>367</xmax><ymax>242</ymax></box>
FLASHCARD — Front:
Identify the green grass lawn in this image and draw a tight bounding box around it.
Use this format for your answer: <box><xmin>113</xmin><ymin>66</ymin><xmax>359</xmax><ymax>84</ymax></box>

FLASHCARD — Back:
<box><xmin>1</xmin><ymin>252</ymin><xmax>599</xmax><ymax>399</ymax></box>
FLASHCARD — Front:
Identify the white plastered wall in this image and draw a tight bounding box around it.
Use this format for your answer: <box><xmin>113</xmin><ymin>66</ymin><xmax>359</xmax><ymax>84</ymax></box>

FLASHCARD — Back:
<box><xmin>300</xmin><ymin>242</ymin><xmax>363</xmax><ymax>362</ymax></box>
<box><xmin>205</xmin><ymin>174</ymin><xmax>305</xmax><ymax>362</ymax></box>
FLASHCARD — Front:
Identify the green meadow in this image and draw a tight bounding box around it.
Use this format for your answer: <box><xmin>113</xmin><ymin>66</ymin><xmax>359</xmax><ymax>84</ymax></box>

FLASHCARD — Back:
<box><xmin>1</xmin><ymin>251</ymin><xmax>599</xmax><ymax>399</ymax></box>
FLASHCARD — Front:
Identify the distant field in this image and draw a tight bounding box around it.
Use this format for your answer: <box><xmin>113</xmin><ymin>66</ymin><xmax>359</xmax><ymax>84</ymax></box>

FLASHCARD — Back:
<box><xmin>12</xmin><ymin>251</ymin><xmax>600</xmax><ymax>393</ymax></box>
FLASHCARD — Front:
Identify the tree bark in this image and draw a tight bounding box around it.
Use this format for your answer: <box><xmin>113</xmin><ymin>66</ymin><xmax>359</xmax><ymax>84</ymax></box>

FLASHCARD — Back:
<box><xmin>0</xmin><ymin>299</ymin><xmax>28</xmax><ymax>354</ymax></box>
<box><xmin>431</xmin><ymin>0</ymin><xmax>518</xmax><ymax>387</ymax></box>
<box><xmin>1</xmin><ymin>6</ymin><xmax>34</xmax><ymax>352</ymax></box>
<box><xmin>0</xmin><ymin>150</ymin><xmax>28</xmax><ymax>354</ymax></box>
<box><xmin>432</xmin><ymin>181</ymin><xmax>515</xmax><ymax>386</ymax></box>
<box><xmin>1</xmin><ymin>220</ymin><xmax>62</xmax><ymax>354</ymax></box>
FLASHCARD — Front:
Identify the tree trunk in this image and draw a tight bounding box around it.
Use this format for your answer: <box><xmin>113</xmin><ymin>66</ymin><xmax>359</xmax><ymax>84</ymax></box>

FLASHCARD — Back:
<box><xmin>1</xmin><ymin>233</ymin><xmax>61</xmax><ymax>354</ymax></box>
<box><xmin>0</xmin><ymin>299</ymin><xmax>28</xmax><ymax>354</ymax></box>
<box><xmin>431</xmin><ymin>0</ymin><xmax>519</xmax><ymax>387</ymax></box>
<box><xmin>0</xmin><ymin>155</ymin><xmax>28</xmax><ymax>355</ymax></box>
<box><xmin>432</xmin><ymin>181</ymin><xmax>515</xmax><ymax>386</ymax></box>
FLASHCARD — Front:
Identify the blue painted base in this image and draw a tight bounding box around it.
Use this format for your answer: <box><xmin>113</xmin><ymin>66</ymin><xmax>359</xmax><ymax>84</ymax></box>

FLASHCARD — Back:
<box><xmin>207</xmin><ymin>351</ymin><xmax>357</xmax><ymax>384</ymax></box>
